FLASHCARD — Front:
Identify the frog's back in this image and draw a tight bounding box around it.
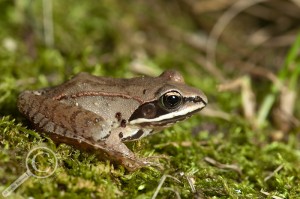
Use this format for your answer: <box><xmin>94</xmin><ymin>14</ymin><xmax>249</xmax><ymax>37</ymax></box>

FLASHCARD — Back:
<box><xmin>41</xmin><ymin>72</ymin><xmax>168</xmax><ymax>102</ymax></box>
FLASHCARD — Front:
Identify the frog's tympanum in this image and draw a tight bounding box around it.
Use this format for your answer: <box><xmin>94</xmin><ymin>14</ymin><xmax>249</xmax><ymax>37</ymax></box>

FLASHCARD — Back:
<box><xmin>17</xmin><ymin>70</ymin><xmax>207</xmax><ymax>171</ymax></box>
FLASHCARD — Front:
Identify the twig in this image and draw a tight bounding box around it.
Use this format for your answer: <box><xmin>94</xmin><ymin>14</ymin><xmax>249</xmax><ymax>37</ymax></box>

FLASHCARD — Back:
<box><xmin>43</xmin><ymin>0</ymin><xmax>54</xmax><ymax>47</ymax></box>
<box><xmin>260</xmin><ymin>189</ymin><xmax>285</xmax><ymax>199</ymax></box>
<box><xmin>185</xmin><ymin>175</ymin><xmax>196</xmax><ymax>193</ymax></box>
<box><xmin>152</xmin><ymin>174</ymin><xmax>181</xmax><ymax>199</ymax></box>
<box><xmin>204</xmin><ymin>157</ymin><xmax>242</xmax><ymax>176</ymax></box>
<box><xmin>264</xmin><ymin>165</ymin><xmax>284</xmax><ymax>182</ymax></box>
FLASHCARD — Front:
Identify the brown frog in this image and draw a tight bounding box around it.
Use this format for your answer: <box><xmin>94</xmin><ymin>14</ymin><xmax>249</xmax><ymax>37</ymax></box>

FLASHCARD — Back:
<box><xmin>17</xmin><ymin>70</ymin><xmax>207</xmax><ymax>171</ymax></box>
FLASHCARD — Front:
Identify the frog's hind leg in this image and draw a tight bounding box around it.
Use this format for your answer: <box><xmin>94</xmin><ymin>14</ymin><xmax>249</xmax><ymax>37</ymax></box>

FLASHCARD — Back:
<box><xmin>17</xmin><ymin>91</ymin><xmax>109</xmax><ymax>140</ymax></box>
<box><xmin>17</xmin><ymin>91</ymin><xmax>153</xmax><ymax>171</ymax></box>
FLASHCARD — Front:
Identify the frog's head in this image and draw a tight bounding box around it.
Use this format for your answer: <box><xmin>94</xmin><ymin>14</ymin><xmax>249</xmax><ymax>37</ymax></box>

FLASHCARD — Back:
<box><xmin>128</xmin><ymin>70</ymin><xmax>207</xmax><ymax>128</ymax></box>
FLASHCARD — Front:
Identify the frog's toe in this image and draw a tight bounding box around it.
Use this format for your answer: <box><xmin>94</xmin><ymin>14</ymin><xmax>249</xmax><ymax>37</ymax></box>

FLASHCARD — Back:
<box><xmin>119</xmin><ymin>156</ymin><xmax>163</xmax><ymax>171</ymax></box>
<box><xmin>116</xmin><ymin>156</ymin><xmax>146</xmax><ymax>171</ymax></box>
<box><xmin>142</xmin><ymin>159</ymin><xmax>164</xmax><ymax>171</ymax></box>
<box><xmin>139</xmin><ymin>155</ymin><xmax>170</xmax><ymax>171</ymax></box>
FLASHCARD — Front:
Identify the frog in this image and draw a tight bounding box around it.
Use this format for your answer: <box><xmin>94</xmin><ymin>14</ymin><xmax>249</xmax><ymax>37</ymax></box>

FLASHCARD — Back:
<box><xmin>17</xmin><ymin>70</ymin><xmax>207</xmax><ymax>171</ymax></box>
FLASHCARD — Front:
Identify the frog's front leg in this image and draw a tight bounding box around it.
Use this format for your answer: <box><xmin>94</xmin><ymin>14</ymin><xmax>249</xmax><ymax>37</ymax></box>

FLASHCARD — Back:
<box><xmin>102</xmin><ymin>128</ymin><xmax>150</xmax><ymax>171</ymax></box>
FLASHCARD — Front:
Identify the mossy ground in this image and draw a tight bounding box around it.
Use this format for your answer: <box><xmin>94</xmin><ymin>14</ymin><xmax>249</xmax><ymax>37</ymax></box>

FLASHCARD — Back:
<box><xmin>0</xmin><ymin>1</ymin><xmax>300</xmax><ymax>199</ymax></box>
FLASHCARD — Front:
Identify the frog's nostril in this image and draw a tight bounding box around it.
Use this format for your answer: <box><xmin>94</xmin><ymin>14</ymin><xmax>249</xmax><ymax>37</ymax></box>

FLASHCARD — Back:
<box><xmin>193</xmin><ymin>96</ymin><xmax>202</xmax><ymax>103</ymax></box>
<box><xmin>193</xmin><ymin>96</ymin><xmax>207</xmax><ymax>105</ymax></box>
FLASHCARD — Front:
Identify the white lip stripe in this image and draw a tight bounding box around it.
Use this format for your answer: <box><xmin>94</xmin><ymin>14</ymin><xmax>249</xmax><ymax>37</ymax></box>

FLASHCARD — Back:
<box><xmin>129</xmin><ymin>102</ymin><xmax>206</xmax><ymax>124</ymax></box>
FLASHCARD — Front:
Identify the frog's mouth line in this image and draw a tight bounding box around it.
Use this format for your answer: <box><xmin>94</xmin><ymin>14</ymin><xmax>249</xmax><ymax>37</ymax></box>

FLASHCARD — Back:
<box><xmin>129</xmin><ymin>105</ymin><xmax>206</xmax><ymax>127</ymax></box>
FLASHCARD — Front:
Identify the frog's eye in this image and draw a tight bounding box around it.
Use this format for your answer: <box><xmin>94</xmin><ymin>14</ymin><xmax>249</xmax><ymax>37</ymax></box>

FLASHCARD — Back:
<box><xmin>160</xmin><ymin>91</ymin><xmax>183</xmax><ymax>110</ymax></box>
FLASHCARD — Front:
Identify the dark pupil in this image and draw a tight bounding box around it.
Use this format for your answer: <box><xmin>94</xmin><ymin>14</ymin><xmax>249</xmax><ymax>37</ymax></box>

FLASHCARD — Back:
<box><xmin>162</xmin><ymin>92</ymin><xmax>182</xmax><ymax>109</ymax></box>
<box><xmin>167</xmin><ymin>95</ymin><xmax>179</xmax><ymax>106</ymax></box>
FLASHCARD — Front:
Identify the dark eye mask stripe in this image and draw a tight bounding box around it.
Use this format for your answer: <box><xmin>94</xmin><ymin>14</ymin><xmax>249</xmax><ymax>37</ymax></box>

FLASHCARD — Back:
<box><xmin>129</xmin><ymin>96</ymin><xmax>205</xmax><ymax>122</ymax></box>
<box><xmin>184</xmin><ymin>96</ymin><xmax>207</xmax><ymax>104</ymax></box>
<box><xmin>136</xmin><ymin>107</ymin><xmax>205</xmax><ymax>127</ymax></box>
<box><xmin>128</xmin><ymin>100</ymin><xmax>167</xmax><ymax>121</ymax></box>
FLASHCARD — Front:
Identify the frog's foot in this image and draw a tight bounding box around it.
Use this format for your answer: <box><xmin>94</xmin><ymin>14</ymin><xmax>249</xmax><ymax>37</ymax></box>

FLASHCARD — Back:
<box><xmin>119</xmin><ymin>156</ymin><xmax>164</xmax><ymax>171</ymax></box>
<box><xmin>122</xmin><ymin>154</ymin><xmax>170</xmax><ymax>171</ymax></box>
<box><xmin>103</xmin><ymin>132</ymin><xmax>168</xmax><ymax>171</ymax></box>
<box><xmin>118</xmin><ymin>156</ymin><xmax>148</xmax><ymax>171</ymax></box>
<box><xmin>139</xmin><ymin>157</ymin><xmax>164</xmax><ymax>170</ymax></box>
<box><xmin>109</xmin><ymin>152</ymin><xmax>167</xmax><ymax>171</ymax></box>
<box><xmin>138</xmin><ymin>154</ymin><xmax>170</xmax><ymax>170</ymax></box>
